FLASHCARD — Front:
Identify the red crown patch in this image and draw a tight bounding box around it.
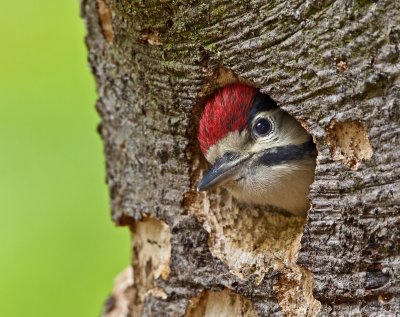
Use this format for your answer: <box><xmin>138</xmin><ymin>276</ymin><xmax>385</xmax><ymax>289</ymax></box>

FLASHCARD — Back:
<box><xmin>198</xmin><ymin>83</ymin><xmax>257</xmax><ymax>155</ymax></box>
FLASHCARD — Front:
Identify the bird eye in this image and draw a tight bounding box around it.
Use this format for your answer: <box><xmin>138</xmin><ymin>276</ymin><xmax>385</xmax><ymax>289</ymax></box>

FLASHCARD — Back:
<box><xmin>253</xmin><ymin>118</ymin><xmax>273</xmax><ymax>138</ymax></box>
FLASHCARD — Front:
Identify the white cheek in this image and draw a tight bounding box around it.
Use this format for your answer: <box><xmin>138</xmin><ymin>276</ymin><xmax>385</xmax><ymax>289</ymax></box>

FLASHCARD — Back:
<box><xmin>226</xmin><ymin>160</ymin><xmax>316</xmax><ymax>215</ymax></box>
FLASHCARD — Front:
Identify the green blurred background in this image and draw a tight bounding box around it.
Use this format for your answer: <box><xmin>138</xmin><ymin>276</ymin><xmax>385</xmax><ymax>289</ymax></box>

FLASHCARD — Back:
<box><xmin>0</xmin><ymin>1</ymin><xmax>130</xmax><ymax>316</ymax></box>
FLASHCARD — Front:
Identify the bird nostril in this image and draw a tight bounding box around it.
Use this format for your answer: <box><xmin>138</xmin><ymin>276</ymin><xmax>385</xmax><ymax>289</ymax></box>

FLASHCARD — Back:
<box><xmin>223</xmin><ymin>151</ymin><xmax>239</xmax><ymax>161</ymax></box>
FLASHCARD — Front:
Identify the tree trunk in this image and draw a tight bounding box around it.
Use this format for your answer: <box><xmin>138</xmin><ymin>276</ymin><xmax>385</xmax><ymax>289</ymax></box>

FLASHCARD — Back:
<box><xmin>82</xmin><ymin>0</ymin><xmax>400</xmax><ymax>316</ymax></box>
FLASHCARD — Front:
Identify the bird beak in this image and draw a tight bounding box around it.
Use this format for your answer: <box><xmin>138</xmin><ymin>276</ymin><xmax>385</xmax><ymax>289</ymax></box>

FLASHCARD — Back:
<box><xmin>197</xmin><ymin>152</ymin><xmax>250</xmax><ymax>192</ymax></box>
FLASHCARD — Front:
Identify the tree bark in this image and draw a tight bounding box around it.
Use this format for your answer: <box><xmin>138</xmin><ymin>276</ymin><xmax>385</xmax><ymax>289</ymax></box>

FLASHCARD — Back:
<box><xmin>82</xmin><ymin>0</ymin><xmax>400</xmax><ymax>316</ymax></box>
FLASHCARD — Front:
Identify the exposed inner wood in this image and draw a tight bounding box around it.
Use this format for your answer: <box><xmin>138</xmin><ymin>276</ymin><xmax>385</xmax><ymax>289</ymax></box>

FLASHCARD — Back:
<box><xmin>326</xmin><ymin>120</ymin><xmax>373</xmax><ymax>169</ymax></box>
<box><xmin>95</xmin><ymin>0</ymin><xmax>113</xmax><ymax>44</ymax></box>
<box><xmin>131</xmin><ymin>217</ymin><xmax>172</xmax><ymax>316</ymax></box>
<box><xmin>185</xmin><ymin>289</ymin><xmax>258</xmax><ymax>317</ymax></box>
<box><xmin>102</xmin><ymin>267</ymin><xmax>133</xmax><ymax>317</ymax></box>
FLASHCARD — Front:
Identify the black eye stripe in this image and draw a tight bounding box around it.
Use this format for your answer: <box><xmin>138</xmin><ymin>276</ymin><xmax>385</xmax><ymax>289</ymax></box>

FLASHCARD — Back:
<box><xmin>257</xmin><ymin>139</ymin><xmax>317</xmax><ymax>166</ymax></box>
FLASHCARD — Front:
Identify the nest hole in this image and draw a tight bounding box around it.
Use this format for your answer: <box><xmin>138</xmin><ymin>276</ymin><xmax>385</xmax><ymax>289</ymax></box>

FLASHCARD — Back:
<box><xmin>191</xmin><ymin>82</ymin><xmax>317</xmax><ymax>283</ymax></box>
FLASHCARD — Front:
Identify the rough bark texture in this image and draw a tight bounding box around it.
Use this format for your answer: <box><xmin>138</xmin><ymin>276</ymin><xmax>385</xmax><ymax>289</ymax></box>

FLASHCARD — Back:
<box><xmin>82</xmin><ymin>0</ymin><xmax>400</xmax><ymax>316</ymax></box>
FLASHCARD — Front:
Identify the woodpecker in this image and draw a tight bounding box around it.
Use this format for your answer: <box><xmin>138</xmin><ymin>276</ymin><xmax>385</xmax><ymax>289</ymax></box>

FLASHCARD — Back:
<box><xmin>197</xmin><ymin>83</ymin><xmax>316</xmax><ymax>216</ymax></box>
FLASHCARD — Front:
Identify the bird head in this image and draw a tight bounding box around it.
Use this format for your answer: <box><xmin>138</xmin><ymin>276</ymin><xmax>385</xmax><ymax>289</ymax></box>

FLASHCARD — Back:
<box><xmin>197</xmin><ymin>83</ymin><xmax>316</xmax><ymax>216</ymax></box>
